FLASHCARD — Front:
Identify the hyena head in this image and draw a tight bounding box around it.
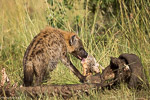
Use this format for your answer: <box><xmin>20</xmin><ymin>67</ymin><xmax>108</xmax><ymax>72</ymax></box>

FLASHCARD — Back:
<box><xmin>67</xmin><ymin>34</ymin><xmax>88</xmax><ymax>60</ymax></box>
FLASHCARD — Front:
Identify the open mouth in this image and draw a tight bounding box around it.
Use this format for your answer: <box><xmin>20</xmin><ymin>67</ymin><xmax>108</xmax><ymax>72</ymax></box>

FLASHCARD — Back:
<box><xmin>81</xmin><ymin>58</ymin><xmax>85</xmax><ymax>64</ymax></box>
<box><xmin>77</xmin><ymin>55</ymin><xmax>83</xmax><ymax>60</ymax></box>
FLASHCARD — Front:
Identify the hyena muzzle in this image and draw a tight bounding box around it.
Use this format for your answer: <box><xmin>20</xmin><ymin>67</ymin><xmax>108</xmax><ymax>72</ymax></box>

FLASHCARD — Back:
<box><xmin>23</xmin><ymin>27</ymin><xmax>88</xmax><ymax>86</ymax></box>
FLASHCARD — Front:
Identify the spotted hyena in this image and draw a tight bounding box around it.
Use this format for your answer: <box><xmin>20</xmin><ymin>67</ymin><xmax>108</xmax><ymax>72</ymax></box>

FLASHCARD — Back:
<box><xmin>23</xmin><ymin>27</ymin><xmax>88</xmax><ymax>86</ymax></box>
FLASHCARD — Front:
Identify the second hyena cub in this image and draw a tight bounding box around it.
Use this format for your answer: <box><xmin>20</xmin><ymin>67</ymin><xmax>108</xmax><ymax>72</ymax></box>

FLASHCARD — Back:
<box><xmin>23</xmin><ymin>27</ymin><xmax>88</xmax><ymax>86</ymax></box>
<box><xmin>81</xmin><ymin>55</ymin><xmax>104</xmax><ymax>76</ymax></box>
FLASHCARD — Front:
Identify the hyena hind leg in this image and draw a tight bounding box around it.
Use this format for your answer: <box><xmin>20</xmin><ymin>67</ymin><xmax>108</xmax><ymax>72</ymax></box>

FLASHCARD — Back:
<box><xmin>34</xmin><ymin>65</ymin><xmax>47</xmax><ymax>86</ymax></box>
<box><xmin>43</xmin><ymin>61</ymin><xmax>58</xmax><ymax>80</ymax></box>
<box><xmin>34</xmin><ymin>61</ymin><xmax>58</xmax><ymax>86</ymax></box>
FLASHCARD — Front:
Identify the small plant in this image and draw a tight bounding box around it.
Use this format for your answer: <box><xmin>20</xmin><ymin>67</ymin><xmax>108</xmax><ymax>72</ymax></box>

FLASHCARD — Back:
<box><xmin>0</xmin><ymin>0</ymin><xmax>150</xmax><ymax>99</ymax></box>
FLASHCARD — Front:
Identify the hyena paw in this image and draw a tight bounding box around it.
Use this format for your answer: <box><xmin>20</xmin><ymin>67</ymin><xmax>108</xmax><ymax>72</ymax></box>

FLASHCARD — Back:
<box><xmin>79</xmin><ymin>76</ymin><xmax>87</xmax><ymax>83</ymax></box>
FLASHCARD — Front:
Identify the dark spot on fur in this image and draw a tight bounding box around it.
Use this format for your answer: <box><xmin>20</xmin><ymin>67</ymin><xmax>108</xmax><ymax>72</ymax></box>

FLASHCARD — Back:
<box><xmin>63</xmin><ymin>52</ymin><xmax>66</xmax><ymax>55</ymax></box>
<box><xmin>29</xmin><ymin>58</ymin><xmax>32</xmax><ymax>61</ymax></box>
<box><xmin>33</xmin><ymin>38</ymin><xmax>43</xmax><ymax>50</ymax></box>
<box><xmin>35</xmin><ymin>49</ymin><xmax>44</xmax><ymax>55</ymax></box>
<box><xmin>43</xmin><ymin>34</ymin><xmax>48</xmax><ymax>38</ymax></box>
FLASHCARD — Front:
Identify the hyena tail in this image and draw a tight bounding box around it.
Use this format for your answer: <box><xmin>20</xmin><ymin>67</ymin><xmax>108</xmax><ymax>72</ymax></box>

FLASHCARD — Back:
<box><xmin>23</xmin><ymin>64</ymin><xmax>34</xmax><ymax>87</ymax></box>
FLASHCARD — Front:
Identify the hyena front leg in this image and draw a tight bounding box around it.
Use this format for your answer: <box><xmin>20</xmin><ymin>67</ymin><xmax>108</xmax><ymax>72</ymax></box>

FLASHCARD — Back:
<box><xmin>61</xmin><ymin>55</ymin><xmax>86</xmax><ymax>82</ymax></box>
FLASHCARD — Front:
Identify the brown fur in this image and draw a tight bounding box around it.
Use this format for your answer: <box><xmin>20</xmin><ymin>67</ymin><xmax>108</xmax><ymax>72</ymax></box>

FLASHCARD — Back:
<box><xmin>23</xmin><ymin>27</ymin><xmax>88</xmax><ymax>86</ymax></box>
<box><xmin>101</xmin><ymin>54</ymin><xmax>145</xmax><ymax>89</ymax></box>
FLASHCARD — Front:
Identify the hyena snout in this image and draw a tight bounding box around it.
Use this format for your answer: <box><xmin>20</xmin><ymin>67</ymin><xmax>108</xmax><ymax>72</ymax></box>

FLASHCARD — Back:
<box><xmin>72</xmin><ymin>48</ymin><xmax>88</xmax><ymax>60</ymax></box>
<box><xmin>69</xmin><ymin>35</ymin><xmax>88</xmax><ymax>60</ymax></box>
<box><xmin>79</xmin><ymin>48</ymin><xmax>88</xmax><ymax>59</ymax></box>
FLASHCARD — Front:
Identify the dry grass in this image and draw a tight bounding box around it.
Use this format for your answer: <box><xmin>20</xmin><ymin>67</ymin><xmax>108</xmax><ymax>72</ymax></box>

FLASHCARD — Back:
<box><xmin>0</xmin><ymin>0</ymin><xmax>150</xmax><ymax>99</ymax></box>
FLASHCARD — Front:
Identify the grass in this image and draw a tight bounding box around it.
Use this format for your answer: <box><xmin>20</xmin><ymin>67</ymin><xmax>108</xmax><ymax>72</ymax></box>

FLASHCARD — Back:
<box><xmin>0</xmin><ymin>0</ymin><xmax>150</xmax><ymax>99</ymax></box>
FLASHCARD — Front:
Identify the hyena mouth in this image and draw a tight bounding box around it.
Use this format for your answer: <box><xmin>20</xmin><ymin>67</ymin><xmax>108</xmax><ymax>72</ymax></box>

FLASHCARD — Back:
<box><xmin>81</xmin><ymin>58</ymin><xmax>85</xmax><ymax>64</ymax></box>
<box><xmin>77</xmin><ymin>55</ymin><xmax>83</xmax><ymax>60</ymax></box>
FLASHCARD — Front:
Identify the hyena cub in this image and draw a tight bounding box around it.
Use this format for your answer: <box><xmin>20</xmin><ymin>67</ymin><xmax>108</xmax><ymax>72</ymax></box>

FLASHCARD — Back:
<box><xmin>23</xmin><ymin>27</ymin><xmax>88</xmax><ymax>86</ymax></box>
<box><xmin>81</xmin><ymin>55</ymin><xmax>104</xmax><ymax>76</ymax></box>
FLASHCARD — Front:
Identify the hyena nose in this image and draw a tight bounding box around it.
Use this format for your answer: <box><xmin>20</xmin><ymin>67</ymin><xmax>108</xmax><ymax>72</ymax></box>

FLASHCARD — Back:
<box><xmin>84</xmin><ymin>51</ymin><xmax>88</xmax><ymax>58</ymax></box>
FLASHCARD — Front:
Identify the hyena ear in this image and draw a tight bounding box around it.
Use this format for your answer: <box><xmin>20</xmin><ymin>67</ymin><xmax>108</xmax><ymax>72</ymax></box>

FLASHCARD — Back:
<box><xmin>69</xmin><ymin>35</ymin><xmax>77</xmax><ymax>46</ymax></box>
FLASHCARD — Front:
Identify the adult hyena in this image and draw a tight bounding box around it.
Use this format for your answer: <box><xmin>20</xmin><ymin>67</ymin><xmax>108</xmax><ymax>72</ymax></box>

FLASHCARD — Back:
<box><xmin>23</xmin><ymin>27</ymin><xmax>88</xmax><ymax>86</ymax></box>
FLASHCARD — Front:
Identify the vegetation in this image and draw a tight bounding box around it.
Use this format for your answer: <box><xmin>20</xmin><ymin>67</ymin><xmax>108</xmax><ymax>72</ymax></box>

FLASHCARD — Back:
<box><xmin>0</xmin><ymin>0</ymin><xmax>150</xmax><ymax>99</ymax></box>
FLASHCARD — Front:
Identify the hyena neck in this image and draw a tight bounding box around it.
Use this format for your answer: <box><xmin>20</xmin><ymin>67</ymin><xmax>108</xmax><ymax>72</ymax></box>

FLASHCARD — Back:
<box><xmin>61</xmin><ymin>32</ymin><xmax>77</xmax><ymax>53</ymax></box>
<box><xmin>47</xmin><ymin>27</ymin><xmax>77</xmax><ymax>53</ymax></box>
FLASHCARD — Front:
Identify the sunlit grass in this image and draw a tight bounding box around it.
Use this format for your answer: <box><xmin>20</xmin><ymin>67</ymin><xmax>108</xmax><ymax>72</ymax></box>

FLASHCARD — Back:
<box><xmin>0</xmin><ymin>0</ymin><xmax>150</xmax><ymax>99</ymax></box>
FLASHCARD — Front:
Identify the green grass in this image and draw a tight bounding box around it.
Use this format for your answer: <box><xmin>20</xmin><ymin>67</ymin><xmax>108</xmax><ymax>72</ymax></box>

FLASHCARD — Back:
<box><xmin>0</xmin><ymin>0</ymin><xmax>150</xmax><ymax>99</ymax></box>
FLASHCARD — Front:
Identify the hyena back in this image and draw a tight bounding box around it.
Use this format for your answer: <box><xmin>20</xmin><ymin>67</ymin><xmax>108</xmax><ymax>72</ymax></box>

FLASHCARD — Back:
<box><xmin>23</xmin><ymin>27</ymin><xmax>88</xmax><ymax>86</ymax></box>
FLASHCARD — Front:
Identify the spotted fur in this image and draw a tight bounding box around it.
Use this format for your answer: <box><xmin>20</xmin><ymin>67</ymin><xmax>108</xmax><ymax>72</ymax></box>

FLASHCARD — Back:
<box><xmin>23</xmin><ymin>27</ymin><xmax>88</xmax><ymax>86</ymax></box>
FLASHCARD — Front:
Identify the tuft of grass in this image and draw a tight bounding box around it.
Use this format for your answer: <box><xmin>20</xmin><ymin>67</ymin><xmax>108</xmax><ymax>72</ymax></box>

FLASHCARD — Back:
<box><xmin>0</xmin><ymin>0</ymin><xmax>150</xmax><ymax>99</ymax></box>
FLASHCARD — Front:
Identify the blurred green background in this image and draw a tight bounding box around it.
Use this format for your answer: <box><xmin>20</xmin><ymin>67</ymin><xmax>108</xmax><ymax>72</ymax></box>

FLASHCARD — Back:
<box><xmin>0</xmin><ymin>0</ymin><xmax>150</xmax><ymax>99</ymax></box>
